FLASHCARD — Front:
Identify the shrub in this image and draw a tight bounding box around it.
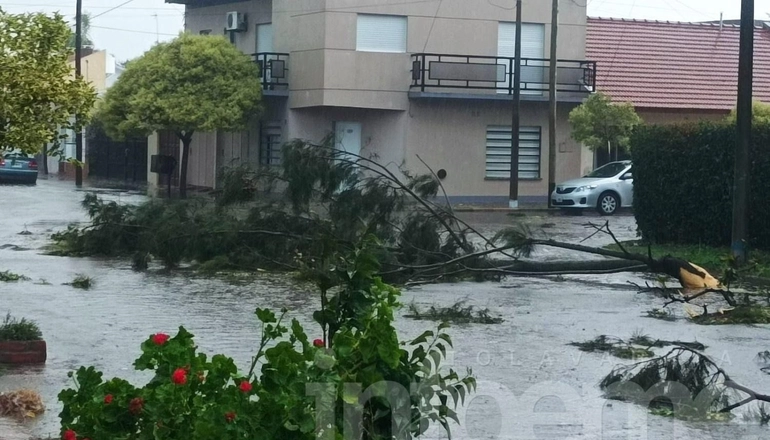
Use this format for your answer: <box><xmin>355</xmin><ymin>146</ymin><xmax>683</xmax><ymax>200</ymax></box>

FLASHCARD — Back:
<box><xmin>58</xmin><ymin>240</ymin><xmax>476</xmax><ymax>440</ymax></box>
<box><xmin>0</xmin><ymin>313</ymin><xmax>43</xmax><ymax>341</ymax></box>
<box><xmin>631</xmin><ymin>121</ymin><xmax>770</xmax><ymax>249</ymax></box>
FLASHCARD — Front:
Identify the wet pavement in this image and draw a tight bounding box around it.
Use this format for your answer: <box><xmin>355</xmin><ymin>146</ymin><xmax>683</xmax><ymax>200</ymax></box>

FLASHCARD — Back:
<box><xmin>1</xmin><ymin>179</ymin><xmax>769</xmax><ymax>439</ymax></box>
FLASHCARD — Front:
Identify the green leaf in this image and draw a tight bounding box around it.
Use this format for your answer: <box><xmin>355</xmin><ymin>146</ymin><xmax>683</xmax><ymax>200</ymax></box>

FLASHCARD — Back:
<box><xmin>256</xmin><ymin>308</ymin><xmax>276</xmax><ymax>323</ymax></box>
<box><xmin>410</xmin><ymin>330</ymin><xmax>434</xmax><ymax>346</ymax></box>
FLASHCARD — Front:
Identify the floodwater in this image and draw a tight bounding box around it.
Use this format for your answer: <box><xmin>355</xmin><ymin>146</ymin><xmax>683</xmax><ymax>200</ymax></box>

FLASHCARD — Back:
<box><xmin>1</xmin><ymin>179</ymin><xmax>769</xmax><ymax>439</ymax></box>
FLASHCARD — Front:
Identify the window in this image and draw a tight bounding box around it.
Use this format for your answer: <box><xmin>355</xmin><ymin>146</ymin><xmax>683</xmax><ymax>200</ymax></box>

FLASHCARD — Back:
<box><xmin>199</xmin><ymin>30</ymin><xmax>212</xmax><ymax>35</ymax></box>
<box><xmin>485</xmin><ymin>126</ymin><xmax>541</xmax><ymax>180</ymax></box>
<box><xmin>259</xmin><ymin>122</ymin><xmax>282</xmax><ymax>166</ymax></box>
<box><xmin>497</xmin><ymin>23</ymin><xmax>545</xmax><ymax>93</ymax></box>
<box><xmin>256</xmin><ymin>23</ymin><xmax>273</xmax><ymax>53</ymax></box>
<box><xmin>356</xmin><ymin>14</ymin><xmax>407</xmax><ymax>53</ymax></box>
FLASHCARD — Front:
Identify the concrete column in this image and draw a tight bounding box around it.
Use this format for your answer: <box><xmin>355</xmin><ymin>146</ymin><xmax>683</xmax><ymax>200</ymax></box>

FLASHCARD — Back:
<box><xmin>147</xmin><ymin>132</ymin><xmax>160</xmax><ymax>196</ymax></box>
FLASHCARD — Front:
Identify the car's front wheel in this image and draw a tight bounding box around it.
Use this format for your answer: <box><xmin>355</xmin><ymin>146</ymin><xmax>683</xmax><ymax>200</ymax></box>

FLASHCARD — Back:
<box><xmin>597</xmin><ymin>192</ymin><xmax>619</xmax><ymax>216</ymax></box>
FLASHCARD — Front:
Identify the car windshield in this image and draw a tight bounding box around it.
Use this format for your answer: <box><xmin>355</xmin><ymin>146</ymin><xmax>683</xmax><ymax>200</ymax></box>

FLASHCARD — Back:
<box><xmin>585</xmin><ymin>162</ymin><xmax>628</xmax><ymax>178</ymax></box>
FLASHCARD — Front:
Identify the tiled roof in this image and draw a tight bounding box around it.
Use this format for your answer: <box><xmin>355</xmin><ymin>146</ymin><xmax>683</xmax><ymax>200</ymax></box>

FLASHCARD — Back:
<box><xmin>586</xmin><ymin>17</ymin><xmax>770</xmax><ymax>111</ymax></box>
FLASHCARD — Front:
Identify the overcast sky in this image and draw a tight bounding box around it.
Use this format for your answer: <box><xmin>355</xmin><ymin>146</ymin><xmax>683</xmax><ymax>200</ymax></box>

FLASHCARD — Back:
<box><xmin>2</xmin><ymin>0</ymin><xmax>770</xmax><ymax>61</ymax></box>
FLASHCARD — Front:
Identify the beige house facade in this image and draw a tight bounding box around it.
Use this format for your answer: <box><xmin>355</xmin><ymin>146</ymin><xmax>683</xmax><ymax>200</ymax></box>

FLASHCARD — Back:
<box><xmin>162</xmin><ymin>0</ymin><xmax>597</xmax><ymax>203</ymax></box>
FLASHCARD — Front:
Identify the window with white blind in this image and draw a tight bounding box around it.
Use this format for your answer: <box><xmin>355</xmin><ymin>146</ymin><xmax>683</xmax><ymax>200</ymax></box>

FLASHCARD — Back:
<box><xmin>356</xmin><ymin>14</ymin><xmax>407</xmax><ymax>53</ymax></box>
<box><xmin>485</xmin><ymin>126</ymin><xmax>542</xmax><ymax>180</ymax></box>
<box><xmin>497</xmin><ymin>22</ymin><xmax>545</xmax><ymax>93</ymax></box>
<box><xmin>256</xmin><ymin>23</ymin><xmax>273</xmax><ymax>53</ymax></box>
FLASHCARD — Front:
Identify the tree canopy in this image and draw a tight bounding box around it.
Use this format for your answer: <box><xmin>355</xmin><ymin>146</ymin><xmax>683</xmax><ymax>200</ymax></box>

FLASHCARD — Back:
<box><xmin>726</xmin><ymin>100</ymin><xmax>770</xmax><ymax>125</ymax></box>
<box><xmin>98</xmin><ymin>32</ymin><xmax>263</xmax><ymax>197</ymax></box>
<box><xmin>0</xmin><ymin>10</ymin><xmax>96</xmax><ymax>155</ymax></box>
<box><xmin>569</xmin><ymin>92</ymin><xmax>641</xmax><ymax>156</ymax></box>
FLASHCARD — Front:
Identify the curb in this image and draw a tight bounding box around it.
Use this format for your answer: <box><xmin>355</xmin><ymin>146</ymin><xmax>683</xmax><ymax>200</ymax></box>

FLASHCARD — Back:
<box><xmin>453</xmin><ymin>207</ymin><xmax>556</xmax><ymax>214</ymax></box>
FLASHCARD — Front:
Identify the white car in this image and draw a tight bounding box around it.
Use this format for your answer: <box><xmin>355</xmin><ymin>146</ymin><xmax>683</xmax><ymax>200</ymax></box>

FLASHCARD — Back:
<box><xmin>550</xmin><ymin>161</ymin><xmax>633</xmax><ymax>215</ymax></box>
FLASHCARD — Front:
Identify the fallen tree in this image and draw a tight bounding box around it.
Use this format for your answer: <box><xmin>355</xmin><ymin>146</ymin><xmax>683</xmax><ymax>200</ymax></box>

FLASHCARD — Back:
<box><xmin>50</xmin><ymin>139</ymin><xmax>725</xmax><ymax>285</ymax></box>
<box><xmin>601</xmin><ymin>345</ymin><xmax>770</xmax><ymax>418</ymax></box>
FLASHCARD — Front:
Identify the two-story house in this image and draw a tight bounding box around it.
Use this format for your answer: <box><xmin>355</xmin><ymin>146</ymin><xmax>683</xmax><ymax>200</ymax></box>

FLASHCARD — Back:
<box><xmin>160</xmin><ymin>0</ymin><xmax>596</xmax><ymax>204</ymax></box>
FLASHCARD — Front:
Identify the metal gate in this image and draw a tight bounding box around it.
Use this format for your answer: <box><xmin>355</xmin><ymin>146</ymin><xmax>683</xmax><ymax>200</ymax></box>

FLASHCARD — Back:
<box><xmin>86</xmin><ymin>125</ymin><xmax>148</xmax><ymax>183</ymax></box>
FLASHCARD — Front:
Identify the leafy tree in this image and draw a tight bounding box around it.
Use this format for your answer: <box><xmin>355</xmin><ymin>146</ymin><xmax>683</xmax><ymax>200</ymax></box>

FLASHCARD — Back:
<box><xmin>0</xmin><ymin>10</ymin><xmax>96</xmax><ymax>155</ymax></box>
<box><xmin>66</xmin><ymin>12</ymin><xmax>93</xmax><ymax>49</ymax></box>
<box><xmin>726</xmin><ymin>100</ymin><xmax>770</xmax><ymax>125</ymax></box>
<box><xmin>98</xmin><ymin>33</ymin><xmax>263</xmax><ymax>198</ymax></box>
<box><xmin>569</xmin><ymin>92</ymin><xmax>641</xmax><ymax>161</ymax></box>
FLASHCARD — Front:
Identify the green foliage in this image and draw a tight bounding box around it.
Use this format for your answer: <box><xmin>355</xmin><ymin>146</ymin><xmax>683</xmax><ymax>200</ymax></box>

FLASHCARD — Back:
<box><xmin>726</xmin><ymin>100</ymin><xmax>770</xmax><ymax>125</ymax></box>
<box><xmin>405</xmin><ymin>301</ymin><xmax>504</xmax><ymax>324</ymax></box>
<box><xmin>0</xmin><ymin>313</ymin><xmax>43</xmax><ymax>341</ymax></box>
<box><xmin>631</xmin><ymin>122</ymin><xmax>770</xmax><ymax>249</ymax></box>
<box><xmin>644</xmin><ymin>308</ymin><xmax>676</xmax><ymax>321</ymax></box>
<box><xmin>51</xmin><ymin>141</ymin><xmax>502</xmax><ymax>283</ymax></box>
<box><xmin>58</xmin><ymin>243</ymin><xmax>476</xmax><ymax>440</ymax></box>
<box><xmin>605</xmin><ymin>240</ymin><xmax>770</xmax><ymax>279</ymax></box>
<box><xmin>98</xmin><ymin>33</ymin><xmax>262</xmax><ymax>139</ymax></box>
<box><xmin>571</xmin><ymin>334</ymin><xmax>704</xmax><ymax>360</ymax></box>
<box><xmin>97</xmin><ymin>32</ymin><xmax>263</xmax><ymax>197</ymax></box>
<box><xmin>569</xmin><ymin>92</ymin><xmax>641</xmax><ymax>153</ymax></box>
<box><xmin>65</xmin><ymin>12</ymin><xmax>93</xmax><ymax>49</ymax></box>
<box><xmin>692</xmin><ymin>306</ymin><xmax>770</xmax><ymax>325</ymax></box>
<box><xmin>0</xmin><ymin>10</ymin><xmax>96</xmax><ymax>155</ymax></box>
<box><xmin>0</xmin><ymin>270</ymin><xmax>30</xmax><ymax>282</ymax></box>
<box><xmin>600</xmin><ymin>347</ymin><xmax>733</xmax><ymax>419</ymax></box>
<box><xmin>67</xmin><ymin>274</ymin><xmax>93</xmax><ymax>290</ymax></box>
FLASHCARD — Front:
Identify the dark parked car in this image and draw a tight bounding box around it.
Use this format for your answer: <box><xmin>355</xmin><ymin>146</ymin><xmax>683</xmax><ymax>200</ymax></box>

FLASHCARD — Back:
<box><xmin>0</xmin><ymin>153</ymin><xmax>39</xmax><ymax>184</ymax></box>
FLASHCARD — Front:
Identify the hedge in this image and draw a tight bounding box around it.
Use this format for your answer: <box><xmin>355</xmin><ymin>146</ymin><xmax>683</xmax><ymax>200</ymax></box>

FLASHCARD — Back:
<box><xmin>631</xmin><ymin>121</ymin><xmax>770</xmax><ymax>249</ymax></box>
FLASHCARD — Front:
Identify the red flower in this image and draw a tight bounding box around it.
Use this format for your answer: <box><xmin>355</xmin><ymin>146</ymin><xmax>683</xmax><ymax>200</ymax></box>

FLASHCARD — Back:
<box><xmin>171</xmin><ymin>368</ymin><xmax>187</xmax><ymax>385</ymax></box>
<box><xmin>129</xmin><ymin>397</ymin><xmax>144</xmax><ymax>415</ymax></box>
<box><xmin>313</xmin><ymin>339</ymin><xmax>324</xmax><ymax>348</ymax></box>
<box><xmin>63</xmin><ymin>429</ymin><xmax>77</xmax><ymax>440</ymax></box>
<box><xmin>239</xmin><ymin>380</ymin><xmax>252</xmax><ymax>393</ymax></box>
<box><xmin>152</xmin><ymin>333</ymin><xmax>170</xmax><ymax>345</ymax></box>
<box><xmin>104</xmin><ymin>394</ymin><xmax>113</xmax><ymax>404</ymax></box>
<box><xmin>225</xmin><ymin>411</ymin><xmax>237</xmax><ymax>423</ymax></box>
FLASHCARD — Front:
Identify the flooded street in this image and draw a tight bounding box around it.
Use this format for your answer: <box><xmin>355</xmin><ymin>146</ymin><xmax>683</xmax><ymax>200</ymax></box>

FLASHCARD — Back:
<box><xmin>1</xmin><ymin>180</ymin><xmax>770</xmax><ymax>439</ymax></box>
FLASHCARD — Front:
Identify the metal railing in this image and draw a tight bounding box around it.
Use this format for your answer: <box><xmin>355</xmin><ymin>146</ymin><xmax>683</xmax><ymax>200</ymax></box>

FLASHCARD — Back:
<box><xmin>410</xmin><ymin>53</ymin><xmax>596</xmax><ymax>94</ymax></box>
<box><xmin>252</xmin><ymin>52</ymin><xmax>289</xmax><ymax>90</ymax></box>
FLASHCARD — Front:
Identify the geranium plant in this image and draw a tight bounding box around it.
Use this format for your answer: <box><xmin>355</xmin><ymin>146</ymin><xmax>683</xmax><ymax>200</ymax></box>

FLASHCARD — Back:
<box><xmin>59</xmin><ymin>239</ymin><xmax>475</xmax><ymax>440</ymax></box>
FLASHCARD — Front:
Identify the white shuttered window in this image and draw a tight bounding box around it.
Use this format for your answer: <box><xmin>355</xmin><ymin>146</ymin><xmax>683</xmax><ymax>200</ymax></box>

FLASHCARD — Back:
<box><xmin>356</xmin><ymin>14</ymin><xmax>407</xmax><ymax>53</ymax></box>
<box><xmin>486</xmin><ymin>126</ymin><xmax>542</xmax><ymax>180</ymax></box>
<box><xmin>256</xmin><ymin>23</ymin><xmax>274</xmax><ymax>53</ymax></box>
<box><xmin>497</xmin><ymin>23</ymin><xmax>545</xmax><ymax>92</ymax></box>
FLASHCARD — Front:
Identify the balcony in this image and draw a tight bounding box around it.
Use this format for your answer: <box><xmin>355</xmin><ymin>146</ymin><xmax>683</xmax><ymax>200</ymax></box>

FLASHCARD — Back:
<box><xmin>410</xmin><ymin>53</ymin><xmax>596</xmax><ymax>101</ymax></box>
<box><xmin>253</xmin><ymin>53</ymin><xmax>289</xmax><ymax>96</ymax></box>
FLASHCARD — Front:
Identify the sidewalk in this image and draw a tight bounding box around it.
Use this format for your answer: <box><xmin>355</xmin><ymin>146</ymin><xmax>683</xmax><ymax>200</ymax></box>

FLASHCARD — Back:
<box><xmin>452</xmin><ymin>203</ymin><xmax>555</xmax><ymax>213</ymax></box>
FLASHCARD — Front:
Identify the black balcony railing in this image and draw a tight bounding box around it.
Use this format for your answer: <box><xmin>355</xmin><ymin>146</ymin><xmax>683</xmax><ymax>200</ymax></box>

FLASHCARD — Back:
<box><xmin>410</xmin><ymin>53</ymin><xmax>596</xmax><ymax>94</ymax></box>
<box><xmin>253</xmin><ymin>53</ymin><xmax>289</xmax><ymax>91</ymax></box>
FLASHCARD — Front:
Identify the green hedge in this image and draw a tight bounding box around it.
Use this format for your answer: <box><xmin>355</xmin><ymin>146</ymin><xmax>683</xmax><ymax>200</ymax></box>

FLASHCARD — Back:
<box><xmin>631</xmin><ymin>121</ymin><xmax>770</xmax><ymax>249</ymax></box>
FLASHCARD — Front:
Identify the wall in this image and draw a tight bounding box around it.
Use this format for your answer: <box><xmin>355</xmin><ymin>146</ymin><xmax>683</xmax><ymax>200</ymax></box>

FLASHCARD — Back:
<box><xmin>273</xmin><ymin>0</ymin><xmax>588</xmax><ymax>110</ymax></box>
<box><xmin>185</xmin><ymin>0</ymin><xmax>272</xmax><ymax>55</ymax></box>
<box><xmin>287</xmin><ymin>107</ymin><xmax>408</xmax><ymax>170</ymax></box>
<box><xmin>405</xmin><ymin>99</ymin><xmax>582</xmax><ymax>199</ymax></box>
<box><xmin>187</xmin><ymin>131</ymin><xmax>217</xmax><ymax>188</ymax></box>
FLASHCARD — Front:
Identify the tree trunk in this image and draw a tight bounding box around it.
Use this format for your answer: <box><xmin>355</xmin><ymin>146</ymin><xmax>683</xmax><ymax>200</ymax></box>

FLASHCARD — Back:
<box><xmin>178</xmin><ymin>132</ymin><xmax>192</xmax><ymax>199</ymax></box>
<box><xmin>42</xmin><ymin>144</ymin><xmax>48</xmax><ymax>175</ymax></box>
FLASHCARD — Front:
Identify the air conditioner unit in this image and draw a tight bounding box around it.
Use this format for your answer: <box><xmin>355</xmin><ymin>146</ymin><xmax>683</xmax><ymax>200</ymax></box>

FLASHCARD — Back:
<box><xmin>225</xmin><ymin>12</ymin><xmax>246</xmax><ymax>32</ymax></box>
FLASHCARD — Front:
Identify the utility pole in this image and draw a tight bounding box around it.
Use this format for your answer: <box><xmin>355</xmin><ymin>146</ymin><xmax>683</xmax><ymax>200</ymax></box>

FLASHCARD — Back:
<box><xmin>509</xmin><ymin>0</ymin><xmax>523</xmax><ymax>208</ymax></box>
<box><xmin>732</xmin><ymin>0</ymin><xmax>754</xmax><ymax>263</ymax></box>
<box><xmin>75</xmin><ymin>0</ymin><xmax>83</xmax><ymax>187</ymax></box>
<box><xmin>547</xmin><ymin>0</ymin><xmax>559</xmax><ymax>208</ymax></box>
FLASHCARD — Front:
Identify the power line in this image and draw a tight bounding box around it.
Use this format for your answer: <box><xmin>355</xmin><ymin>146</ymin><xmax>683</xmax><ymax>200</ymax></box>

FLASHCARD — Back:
<box><xmin>91</xmin><ymin>0</ymin><xmax>138</xmax><ymax>19</ymax></box>
<box><xmin>1</xmin><ymin>2</ymin><xmax>180</xmax><ymax>11</ymax></box>
<box><xmin>90</xmin><ymin>25</ymin><xmax>177</xmax><ymax>37</ymax></box>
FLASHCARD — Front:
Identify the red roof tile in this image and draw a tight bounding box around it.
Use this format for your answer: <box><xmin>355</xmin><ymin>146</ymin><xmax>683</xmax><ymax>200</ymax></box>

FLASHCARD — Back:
<box><xmin>586</xmin><ymin>18</ymin><xmax>770</xmax><ymax>111</ymax></box>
